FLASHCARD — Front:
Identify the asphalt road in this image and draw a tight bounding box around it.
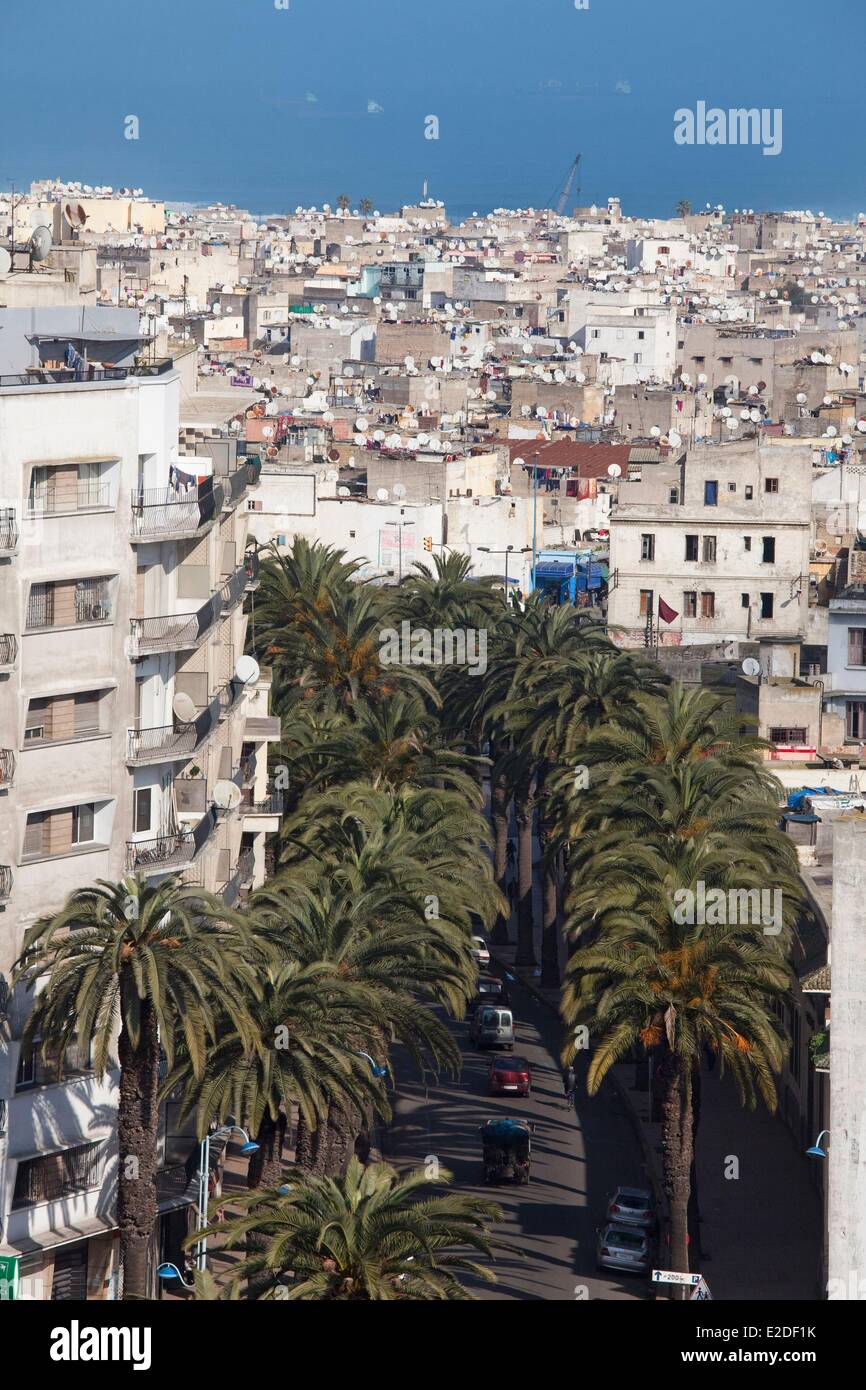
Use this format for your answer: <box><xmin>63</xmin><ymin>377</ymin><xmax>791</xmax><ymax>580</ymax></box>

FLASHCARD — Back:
<box><xmin>386</xmin><ymin>968</ymin><xmax>650</xmax><ymax>1301</ymax></box>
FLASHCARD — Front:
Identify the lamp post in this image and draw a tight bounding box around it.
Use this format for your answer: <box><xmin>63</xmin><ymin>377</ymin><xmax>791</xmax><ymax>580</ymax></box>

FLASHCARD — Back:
<box><xmin>395</xmin><ymin>520</ymin><xmax>415</xmax><ymax>583</ymax></box>
<box><xmin>477</xmin><ymin>545</ymin><xmax>531</xmax><ymax>604</ymax></box>
<box><xmin>806</xmin><ymin>1130</ymin><xmax>830</xmax><ymax>1159</ymax></box>
<box><xmin>194</xmin><ymin>1125</ymin><xmax>259</xmax><ymax>1273</ymax></box>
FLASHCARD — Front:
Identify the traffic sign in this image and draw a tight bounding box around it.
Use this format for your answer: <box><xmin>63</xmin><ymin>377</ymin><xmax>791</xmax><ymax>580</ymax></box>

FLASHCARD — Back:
<box><xmin>691</xmin><ymin>1277</ymin><xmax>713</xmax><ymax>1301</ymax></box>
<box><xmin>652</xmin><ymin>1269</ymin><xmax>701</xmax><ymax>1286</ymax></box>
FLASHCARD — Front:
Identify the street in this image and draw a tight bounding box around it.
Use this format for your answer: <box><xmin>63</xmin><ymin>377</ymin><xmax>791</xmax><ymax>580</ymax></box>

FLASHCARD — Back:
<box><xmin>386</xmin><ymin>969</ymin><xmax>650</xmax><ymax>1300</ymax></box>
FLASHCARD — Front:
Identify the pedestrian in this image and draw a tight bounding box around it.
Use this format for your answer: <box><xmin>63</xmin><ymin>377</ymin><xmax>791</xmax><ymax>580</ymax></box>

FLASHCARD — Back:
<box><xmin>562</xmin><ymin>1063</ymin><xmax>576</xmax><ymax>1109</ymax></box>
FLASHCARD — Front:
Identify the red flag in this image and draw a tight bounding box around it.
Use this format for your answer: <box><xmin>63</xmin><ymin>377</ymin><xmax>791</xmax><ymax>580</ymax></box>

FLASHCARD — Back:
<box><xmin>658</xmin><ymin>597</ymin><xmax>679</xmax><ymax>623</ymax></box>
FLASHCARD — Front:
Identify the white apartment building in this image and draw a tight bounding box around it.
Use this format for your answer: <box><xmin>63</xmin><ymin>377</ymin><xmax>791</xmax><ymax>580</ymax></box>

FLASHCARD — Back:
<box><xmin>0</xmin><ymin>312</ymin><xmax>280</xmax><ymax>1300</ymax></box>
<box><xmin>573</xmin><ymin>305</ymin><xmax>677</xmax><ymax>387</ymax></box>
<box><xmin>607</xmin><ymin>439</ymin><xmax>812</xmax><ymax>648</ymax></box>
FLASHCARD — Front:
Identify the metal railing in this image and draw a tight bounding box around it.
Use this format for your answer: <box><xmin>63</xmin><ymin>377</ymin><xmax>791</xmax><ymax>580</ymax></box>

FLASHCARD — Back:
<box><xmin>0</xmin><ymin>367</ymin><xmax>128</xmax><ymax>388</ymax></box>
<box><xmin>0</xmin><ymin>509</ymin><xmax>19</xmax><ymax>553</ymax></box>
<box><xmin>244</xmin><ymin>550</ymin><xmax>260</xmax><ymax>589</ymax></box>
<box><xmin>223</xmin><ymin>464</ymin><xmax>251</xmax><ymax>508</ymax></box>
<box><xmin>242</xmin><ymin>790</ymin><xmax>284</xmax><ymax>817</ymax></box>
<box><xmin>25</xmin><ymin>583</ymin><xmax>111</xmax><ymax>630</ymax></box>
<box><xmin>127</xmin><ymin>723</ymin><xmax>198</xmax><ymax>764</ymax></box>
<box><xmin>130</xmin><ymin>480</ymin><xmax>225</xmax><ymax>537</ymax></box>
<box><xmin>0</xmin><ymin>865</ymin><xmax>12</xmax><ymax>901</ymax></box>
<box><xmin>246</xmin><ymin>457</ymin><xmax>263</xmax><ymax>488</ymax></box>
<box><xmin>27</xmin><ymin>482</ymin><xmax>112</xmax><ymax>515</ymax></box>
<box><xmin>217</xmin><ymin>676</ymin><xmax>248</xmax><ymax>720</ymax></box>
<box><xmin>0</xmin><ymin>634</ymin><xmax>17</xmax><ymax>668</ymax></box>
<box><xmin>126</xmin><ymin>830</ymin><xmax>195</xmax><ymax>874</ymax></box>
<box><xmin>130</xmin><ymin>592</ymin><xmax>222</xmax><ymax>655</ymax></box>
<box><xmin>219</xmin><ymin>564</ymin><xmax>248</xmax><ymax>615</ymax></box>
<box><xmin>0</xmin><ymin>750</ymin><xmax>16</xmax><ymax>788</ymax></box>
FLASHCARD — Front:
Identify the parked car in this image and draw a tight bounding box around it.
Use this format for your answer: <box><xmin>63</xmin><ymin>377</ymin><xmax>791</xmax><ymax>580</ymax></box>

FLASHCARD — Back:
<box><xmin>606</xmin><ymin>1186</ymin><xmax>656</xmax><ymax>1230</ymax></box>
<box><xmin>596</xmin><ymin>1223</ymin><xmax>652</xmax><ymax>1275</ymax></box>
<box><xmin>488</xmin><ymin>1055</ymin><xmax>531</xmax><ymax>1096</ymax></box>
<box><xmin>470</xmin><ymin>935</ymin><xmax>491</xmax><ymax>967</ymax></box>
<box><xmin>469</xmin><ymin>1005</ymin><xmax>514</xmax><ymax>1050</ymax></box>
<box><xmin>471</xmin><ymin>974</ymin><xmax>509</xmax><ymax>1011</ymax></box>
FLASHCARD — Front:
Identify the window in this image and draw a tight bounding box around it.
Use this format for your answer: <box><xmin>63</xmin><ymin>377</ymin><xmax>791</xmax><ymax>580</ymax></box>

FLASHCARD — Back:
<box><xmin>637</xmin><ymin>330</ymin><xmax>645</xmax><ymax>340</ymax></box>
<box><xmin>728</xmin><ymin>482</ymin><xmax>737</xmax><ymax>492</ymax></box>
<box><xmin>591</xmin><ymin>329</ymin><xmax>600</xmax><ymax>340</ymax></box>
<box><xmin>72</xmin><ymin>804</ymin><xmax>95</xmax><ymax>846</ymax></box>
<box><xmin>639</xmin><ymin>589</ymin><xmax>654</xmax><ymax>618</ymax></box>
<box><xmin>640</xmin><ymin>533</ymin><xmax>655</xmax><ymax>561</ymax></box>
<box><xmin>745</xmin><ymin>485</ymin><xmax>754</xmax><ymax>500</ymax></box>
<box><xmin>669</xmin><ymin>488</ymin><xmax>679</xmax><ymax>504</ymax></box>
<box><xmin>701</xmin><ymin>591</ymin><xmax>715</xmax><ymax>618</ymax></box>
<box><xmin>134</xmin><ymin>788</ymin><xmax>152</xmax><ymax>835</ymax></box>
<box><xmin>12</xmin><ymin>1142</ymin><xmax>103</xmax><ymax>1210</ymax></box>
<box><xmin>744</xmin><ymin>536</ymin><xmax>752</xmax><ymax>552</ymax></box>
<box><xmin>742</xmin><ymin>593</ymin><xmax>750</xmax><ymax>608</ymax></box>
<box><xmin>760</xmin><ymin>592</ymin><xmax>774</xmax><ymax>619</ymax></box>
<box><xmin>74</xmin><ymin>692</ymin><xmax>100</xmax><ymax>735</ymax></box>
<box><xmin>683</xmin><ymin>591</ymin><xmax>697</xmax><ymax>617</ymax></box>
<box><xmin>23</xmin><ymin>811</ymin><xmax>47</xmax><ymax>858</ymax></box>
<box><xmin>704</xmin><ymin>480</ymin><xmax>718</xmax><ymax>506</ymax></box>
<box><xmin>685</xmin><ymin>534</ymin><xmax>699</xmax><ymax>561</ymax></box>
<box><xmin>633</xmin><ymin>353</ymin><xmax>643</xmax><ymax>366</ymax></box>
<box><xmin>765</xmin><ymin>478</ymin><xmax>779</xmax><ymax>494</ymax></box>
<box><xmin>770</xmin><ymin>727</ymin><xmax>808</xmax><ymax>745</ymax></box>
<box><xmin>762</xmin><ymin>537</ymin><xmax>776</xmax><ymax>564</ymax></box>
<box><xmin>846</xmin><ymin>701</ymin><xmax>866</xmax><ymax>739</ymax></box>
<box><xmin>24</xmin><ymin>697</ymin><xmax>49</xmax><ymax>742</ymax></box>
<box><xmin>848</xmin><ymin>629</ymin><xmax>866</xmax><ymax>666</ymax></box>
<box><xmin>17</xmin><ymin>1036</ymin><xmax>91</xmax><ymax>1091</ymax></box>
<box><xmin>702</xmin><ymin>536</ymin><xmax>717</xmax><ymax>563</ymax></box>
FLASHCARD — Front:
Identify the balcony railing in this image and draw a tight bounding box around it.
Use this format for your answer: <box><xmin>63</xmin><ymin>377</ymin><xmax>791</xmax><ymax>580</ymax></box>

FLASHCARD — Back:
<box><xmin>246</xmin><ymin>457</ymin><xmax>263</xmax><ymax>488</ymax></box>
<box><xmin>26</xmin><ymin>483</ymin><xmax>112</xmax><ymax>516</ymax></box>
<box><xmin>0</xmin><ymin>367</ymin><xmax>128</xmax><ymax>388</ymax></box>
<box><xmin>25</xmin><ymin>584</ymin><xmax>112</xmax><ymax>630</ymax></box>
<box><xmin>0</xmin><ymin>865</ymin><xmax>12</xmax><ymax>902</ymax></box>
<box><xmin>0</xmin><ymin>509</ymin><xmax>19</xmax><ymax>555</ymax></box>
<box><xmin>127</xmin><ymin>723</ymin><xmax>198</xmax><ymax>765</ymax></box>
<box><xmin>126</xmin><ymin>830</ymin><xmax>196</xmax><ymax>874</ymax></box>
<box><xmin>0</xmin><ymin>635</ymin><xmax>16</xmax><ymax>670</ymax></box>
<box><xmin>242</xmin><ymin>790</ymin><xmax>284</xmax><ymax>817</ymax></box>
<box><xmin>223</xmin><ymin>464</ymin><xmax>251</xmax><ymax>509</ymax></box>
<box><xmin>130</xmin><ymin>479</ymin><xmax>225</xmax><ymax>539</ymax></box>
<box><xmin>0</xmin><ymin>750</ymin><xmax>16</xmax><ymax>789</ymax></box>
<box><xmin>217</xmin><ymin>676</ymin><xmax>248</xmax><ymax>720</ymax></box>
<box><xmin>130</xmin><ymin>592</ymin><xmax>222</xmax><ymax>656</ymax></box>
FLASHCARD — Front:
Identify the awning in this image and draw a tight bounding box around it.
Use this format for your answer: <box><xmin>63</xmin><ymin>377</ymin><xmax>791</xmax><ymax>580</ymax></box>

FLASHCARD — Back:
<box><xmin>0</xmin><ymin>1215</ymin><xmax>117</xmax><ymax>1258</ymax></box>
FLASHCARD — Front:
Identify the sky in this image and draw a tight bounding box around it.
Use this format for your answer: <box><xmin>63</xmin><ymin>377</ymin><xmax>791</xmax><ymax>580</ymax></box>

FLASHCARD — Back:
<box><xmin>1</xmin><ymin>0</ymin><xmax>864</xmax><ymax>220</ymax></box>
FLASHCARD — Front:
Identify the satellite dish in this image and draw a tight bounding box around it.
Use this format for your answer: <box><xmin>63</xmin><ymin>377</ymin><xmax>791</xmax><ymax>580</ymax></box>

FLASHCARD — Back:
<box><xmin>326</xmin><ymin>468</ymin><xmax>340</xmax><ymax>482</ymax></box>
<box><xmin>376</xmin><ymin>487</ymin><xmax>389</xmax><ymax>501</ymax></box>
<box><xmin>172</xmin><ymin>692</ymin><xmax>197</xmax><ymax>723</ymax></box>
<box><xmin>393</xmin><ymin>482</ymin><xmax>407</xmax><ymax>499</ymax></box>
<box><xmin>607</xmin><ymin>463</ymin><xmax>623</xmax><ymax>478</ymax></box>
<box><xmin>327</xmin><ymin>448</ymin><xmax>340</xmax><ymax>463</ymax></box>
<box><xmin>212</xmin><ymin>780</ymin><xmax>243</xmax><ymax>812</ymax></box>
<box><xmin>29</xmin><ymin>225</ymin><xmax>53</xmax><ymax>261</ymax></box>
<box><xmin>741</xmin><ymin>657</ymin><xmax>761</xmax><ymax>677</ymax></box>
<box><xmin>338</xmin><ymin>485</ymin><xmax>351</xmax><ymax>496</ymax></box>
<box><xmin>669</xmin><ymin>430</ymin><xmax>682</xmax><ymax>447</ymax></box>
<box><xmin>234</xmin><ymin>655</ymin><xmax>261</xmax><ymax>685</ymax></box>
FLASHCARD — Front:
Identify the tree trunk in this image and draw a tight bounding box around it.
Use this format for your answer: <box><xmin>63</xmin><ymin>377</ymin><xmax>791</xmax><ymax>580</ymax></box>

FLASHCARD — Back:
<box><xmin>490</xmin><ymin>759</ymin><xmax>510</xmax><ymax>946</ymax></box>
<box><xmin>117</xmin><ymin>1000</ymin><xmax>160</xmax><ymax>1301</ymax></box>
<box><xmin>515</xmin><ymin>785</ymin><xmax>536</xmax><ymax>967</ymax></box>
<box><xmin>536</xmin><ymin>767</ymin><xmax>559</xmax><ymax>988</ymax></box>
<box><xmin>247</xmin><ymin>1111</ymin><xmax>287</xmax><ymax>1190</ymax></box>
<box><xmin>323</xmin><ymin>1102</ymin><xmax>358</xmax><ymax>1177</ymax></box>
<box><xmin>687</xmin><ymin>1064</ymin><xmax>703</xmax><ymax>1259</ymax></box>
<box><xmin>660</xmin><ymin>1051</ymin><xmax>694</xmax><ymax>1297</ymax></box>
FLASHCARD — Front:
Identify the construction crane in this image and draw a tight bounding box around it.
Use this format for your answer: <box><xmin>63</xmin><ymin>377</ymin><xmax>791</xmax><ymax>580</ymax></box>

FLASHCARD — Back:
<box><xmin>549</xmin><ymin>154</ymin><xmax>581</xmax><ymax>217</ymax></box>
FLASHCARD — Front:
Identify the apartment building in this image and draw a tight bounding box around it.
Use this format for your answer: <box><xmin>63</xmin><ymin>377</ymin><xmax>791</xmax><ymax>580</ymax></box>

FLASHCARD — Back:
<box><xmin>607</xmin><ymin>438</ymin><xmax>812</xmax><ymax>648</ymax></box>
<box><xmin>0</xmin><ymin>310</ymin><xmax>279</xmax><ymax>1300</ymax></box>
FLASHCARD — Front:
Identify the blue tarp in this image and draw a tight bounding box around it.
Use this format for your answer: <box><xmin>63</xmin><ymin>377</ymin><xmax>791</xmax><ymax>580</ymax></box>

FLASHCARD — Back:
<box><xmin>786</xmin><ymin>787</ymin><xmax>833</xmax><ymax>812</ymax></box>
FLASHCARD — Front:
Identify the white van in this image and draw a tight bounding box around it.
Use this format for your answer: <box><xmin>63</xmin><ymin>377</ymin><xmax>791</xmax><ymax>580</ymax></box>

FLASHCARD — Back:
<box><xmin>470</xmin><ymin>1006</ymin><xmax>515</xmax><ymax>1050</ymax></box>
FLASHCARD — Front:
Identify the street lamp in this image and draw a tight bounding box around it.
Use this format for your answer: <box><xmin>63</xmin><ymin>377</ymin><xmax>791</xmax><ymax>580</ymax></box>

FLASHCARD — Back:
<box><xmin>806</xmin><ymin>1130</ymin><xmax>830</xmax><ymax>1159</ymax></box>
<box><xmin>194</xmin><ymin>1125</ymin><xmax>259</xmax><ymax>1272</ymax></box>
<box><xmin>357</xmin><ymin>1050</ymin><xmax>388</xmax><ymax>1079</ymax></box>
<box><xmin>394</xmin><ymin>520</ymin><xmax>415</xmax><ymax>583</ymax></box>
<box><xmin>156</xmin><ymin>1262</ymin><xmax>194</xmax><ymax>1292</ymax></box>
<box><xmin>477</xmin><ymin>545</ymin><xmax>531</xmax><ymax>603</ymax></box>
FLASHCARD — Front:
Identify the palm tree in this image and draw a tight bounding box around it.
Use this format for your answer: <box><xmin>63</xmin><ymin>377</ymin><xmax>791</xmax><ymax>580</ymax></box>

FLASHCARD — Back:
<box><xmin>359</xmin><ymin>198</ymin><xmax>374</xmax><ymax>218</ymax></box>
<box><xmin>167</xmin><ymin>963</ymin><xmax>388</xmax><ymax>1189</ymax></box>
<box><xmin>189</xmin><ymin>1156</ymin><xmax>508</xmax><ymax>1299</ymax></box>
<box><xmin>14</xmin><ymin>875</ymin><xmax>265</xmax><ymax>1299</ymax></box>
<box><xmin>336</xmin><ymin>193</ymin><xmax>351</xmax><ymax>212</ymax></box>
<box><xmin>676</xmin><ymin>199</ymin><xmax>692</xmax><ymax>218</ymax></box>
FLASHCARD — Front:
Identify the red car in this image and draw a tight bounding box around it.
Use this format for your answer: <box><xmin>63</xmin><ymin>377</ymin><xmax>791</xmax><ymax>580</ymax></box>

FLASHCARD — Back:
<box><xmin>488</xmin><ymin>1055</ymin><xmax>531</xmax><ymax>1097</ymax></box>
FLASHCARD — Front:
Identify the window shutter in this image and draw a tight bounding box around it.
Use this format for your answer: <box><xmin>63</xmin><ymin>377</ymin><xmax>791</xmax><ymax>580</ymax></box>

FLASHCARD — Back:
<box><xmin>74</xmin><ymin>691</ymin><xmax>100</xmax><ymax>734</ymax></box>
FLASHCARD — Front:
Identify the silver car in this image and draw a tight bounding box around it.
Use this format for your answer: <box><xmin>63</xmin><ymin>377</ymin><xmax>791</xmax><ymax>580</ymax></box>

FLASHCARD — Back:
<box><xmin>596</xmin><ymin>1223</ymin><xmax>652</xmax><ymax>1275</ymax></box>
<box><xmin>606</xmin><ymin>1185</ymin><xmax>656</xmax><ymax>1230</ymax></box>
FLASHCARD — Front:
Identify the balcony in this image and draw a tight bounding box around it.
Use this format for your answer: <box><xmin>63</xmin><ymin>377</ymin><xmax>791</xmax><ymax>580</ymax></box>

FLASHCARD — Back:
<box><xmin>130</xmin><ymin>480</ymin><xmax>225</xmax><ymax>541</ymax></box>
<box><xmin>126</xmin><ymin>722</ymin><xmax>199</xmax><ymax>766</ymax></box>
<box><xmin>1</xmin><ymin>509</ymin><xmax>19</xmax><ymax>557</ymax></box>
<box><xmin>221</xmin><ymin>848</ymin><xmax>256</xmax><ymax>908</ymax></box>
<box><xmin>0</xmin><ymin>635</ymin><xmax>17</xmax><ymax>672</ymax></box>
<box><xmin>0</xmin><ymin>750</ymin><xmax>15</xmax><ymax>790</ymax></box>
<box><xmin>241</xmin><ymin>790</ymin><xmax>284</xmax><ymax>817</ymax></box>
<box><xmin>222</xmin><ymin>463</ymin><xmax>253</xmax><ymax>511</ymax></box>
<box><xmin>126</xmin><ymin>830</ymin><xmax>196</xmax><ymax>874</ymax></box>
<box><xmin>0</xmin><ymin>366</ymin><xmax>129</xmax><ymax>389</ymax></box>
<box><xmin>130</xmin><ymin>593</ymin><xmax>222</xmax><ymax>657</ymax></box>
<box><xmin>246</xmin><ymin>457</ymin><xmax>263</xmax><ymax>489</ymax></box>
<box><xmin>0</xmin><ymin>865</ymin><xmax>11</xmax><ymax>903</ymax></box>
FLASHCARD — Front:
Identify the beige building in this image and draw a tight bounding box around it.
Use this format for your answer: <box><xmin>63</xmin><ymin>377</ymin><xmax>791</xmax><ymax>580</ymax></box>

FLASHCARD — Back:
<box><xmin>0</xmin><ymin>311</ymin><xmax>279</xmax><ymax>1299</ymax></box>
